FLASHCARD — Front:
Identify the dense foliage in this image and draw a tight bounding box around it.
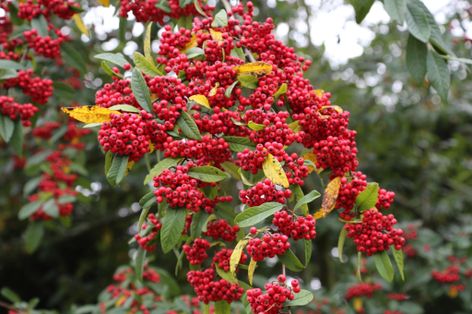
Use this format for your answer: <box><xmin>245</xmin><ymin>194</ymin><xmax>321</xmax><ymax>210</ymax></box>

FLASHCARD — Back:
<box><xmin>0</xmin><ymin>0</ymin><xmax>471</xmax><ymax>314</ymax></box>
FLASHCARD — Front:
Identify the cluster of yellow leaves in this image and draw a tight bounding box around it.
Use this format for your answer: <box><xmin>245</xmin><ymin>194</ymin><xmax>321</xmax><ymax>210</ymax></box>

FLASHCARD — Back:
<box><xmin>61</xmin><ymin>106</ymin><xmax>120</xmax><ymax>123</ymax></box>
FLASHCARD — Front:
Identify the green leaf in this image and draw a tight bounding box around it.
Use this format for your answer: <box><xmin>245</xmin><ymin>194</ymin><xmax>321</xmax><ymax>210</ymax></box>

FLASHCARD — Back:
<box><xmin>23</xmin><ymin>177</ymin><xmax>42</xmax><ymax>197</ymax></box>
<box><xmin>230</xmin><ymin>47</ymin><xmax>245</xmax><ymax>60</ymax></box>
<box><xmin>355</xmin><ymin>182</ymin><xmax>379</xmax><ymax>212</ymax></box>
<box><xmin>61</xmin><ymin>42</ymin><xmax>87</xmax><ymax>74</ymax></box>
<box><xmin>0</xmin><ymin>68</ymin><xmax>18</xmax><ymax>80</ymax></box>
<box><xmin>185</xmin><ymin>47</ymin><xmax>205</xmax><ymax>59</ymax></box>
<box><xmin>294</xmin><ymin>189</ymin><xmax>321</xmax><ymax>211</ymax></box>
<box><xmin>193</xmin><ymin>0</ymin><xmax>208</xmax><ymax>16</ymax></box>
<box><xmin>279</xmin><ymin>248</ymin><xmax>305</xmax><ymax>272</ymax></box>
<box><xmin>0</xmin><ymin>115</ymin><xmax>15</xmax><ymax>143</ymax></box>
<box><xmin>179</xmin><ymin>0</ymin><xmax>193</xmax><ymax>7</ymax></box>
<box><xmin>108</xmin><ymin>104</ymin><xmax>141</xmax><ymax>113</ymax></box>
<box><xmin>95</xmin><ymin>52</ymin><xmax>128</xmax><ymax>67</ymax></box>
<box><xmin>212</xmin><ymin>9</ymin><xmax>228</xmax><ymax>28</ymax></box>
<box><xmin>406</xmin><ymin>34</ymin><xmax>427</xmax><ymax>83</ymax></box>
<box><xmin>24</xmin><ymin>222</ymin><xmax>44</xmax><ymax>253</ymax></box>
<box><xmin>100</xmin><ymin>60</ymin><xmax>121</xmax><ymax>78</ymax></box>
<box><xmin>10</xmin><ymin>120</ymin><xmax>23</xmax><ymax>155</ymax></box>
<box><xmin>374</xmin><ymin>251</ymin><xmax>394</xmax><ymax>282</ymax></box>
<box><xmin>131</xmin><ymin>68</ymin><xmax>152</xmax><ymax>112</ymax></box>
<box><xmin>215</xmin><ymin>266</ymin><xmax>238</xmax><ymax>284</ymax></box>
<box><xmin>286</xmin><ymin>289</ymin><xmax>313</xmax><ymax>306</ymax></box>
<box><xmin>273</xmin><ymin>83</ymin><xmax>288</xmax><ymax>98</ymax></box>
<box><xmin>31</xmin><ymin>16</ymin><xmax>48</xmax><ymax>37</ymax></box>
<box><xmin>214</xmin><ymin>301</ymin><xmax>231</xmax><ymax>314</ymax></box>
<box><xmin>133</xmin><ymin>52</ymin><xmax>163</xmax><ymax>77</ymax></box>
<box><xmin>237</xmin><ymin>74</ymin><xmax>258</xmax><ymax>89</ymax></box>
<box><xmin>337</xmin><ymin>227</ymin><xmax>347</xmax><ymax>263</ymax></box>
<box><xmin>0</xmin><ymin>59</ymin><xmax>22</xmax><ymax>70</ymax></box>
<box><xmin>57</xmin><ymin>195</ymin><xmax>76</xmax><ymax>204</ymax></box>
<box><xmin>42</xmin><ymin>199</ymin><xmax>59</xmax><ymax>217</ymax></box>
<box><xmin>383</xmin><ymin>0</ymin><xmax>406</xmax><ymax>24</ymax></box>
<box><xmin>137</xmin><ymin>203</ymin><xmax>151</xmax><ymax>230</ymax></box>
<box><xmin>225</xmin><ymin>81</ymin><xmax>238</xmax><ymax>98</ymax></box>
<box><xmin>177</xmin><ymin>111</ymin><xmax>202</xmax><ymax>140</ymax></box>
<box><xmin>247</xmin><ymin>121</ymin><xmax>265</xmax><ymax>131</ymax></box>
<box><xmin>106</xmin><ymin>154</ymin><xmax>129</xmax><ymax>186</ymax></box>
<box><xmin>190</xmin><ymin>212</ymin><xmax>209</xmax><ymax>239</ymax></box>
<box><xmin>188</xmin><ymin>166</ymin><xmax>228</xmax><ymax>182</ymax></box>
<box><xmin>134</xmin><ymin>248</ymin><xmax>146</xmax><ymax>281</ymax></box>
<box><xmin>155</xmin><ymin>0</ymin><xmax>171</xmax><ymax>13</ymax></box>
<box><xmin>348</xmin><ymin>0</ymin><xmax>375</xmax><ymax>23</ymax></box>
<box><xmin>223</xmin><ymin>136</ymin><xmax>255</xmax><ymax>152</ymax></box>
<box><xmin>427</xmin><ymin>50</ymin><xmax>450</xmax><ymax>102</ymax></box>
<box><xmin>1</xmin><ymin>287</ymin><xmax>21</xmax><ymax>303</ymax></box>
<box><xmin>160</xmin><ymin>209</ymin><xmax>187</xmax><ymax>253</ymax></box>
<box><xmin>303</xmin><ymin>239</ymin><xmax>312</xmax><ymax>266</ymax></box>
<box><xmin>234</xmin><ymin>202</ymin><xmax>283</xmax><ymax>228</ymax></box>
<box><xmin>221</xmin><ymin>161</ymin><xmax>241</xmax><ymax>180</ymax></box>
<box><xmin>405</xmin><ymin>0</ymin><xmax>431</xmax><ymax>43</ymax></box>
<box><xmin>104</xmin><ymin>151</ymin><xmax>113</xmax><ymax>176</ymax></box>
<box><xmin>392</xmin><ymin>247</ymin><xmax>405</xmax><ymax>280</ymax></box>
<box><xmin>144</xmin><ymin>158</ymin><xmax>182</xmax><ymax>185</ymax></box>
<box><xmin>18</xmin><ymin>201</ymin><xmax>43</xmax><ymax>220</ymax></box>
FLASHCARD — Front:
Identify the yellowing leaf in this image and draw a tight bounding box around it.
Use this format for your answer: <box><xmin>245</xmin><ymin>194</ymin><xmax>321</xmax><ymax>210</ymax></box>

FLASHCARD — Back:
<box><xmin>248</xmin><ymin>258</ymin><xmax>257</xmax><ymax>285</ymax></box>
<box><xmin>182</xmin><ymin>34</ymin><xmax>198</xmax><ymax>51</ymax></box>
<box><xmin>209</xmin><ymin>82</ymin><xmax>220</xmax><ymax>97</ymax></box>
<box><xmin>61</xmin><ymin>106</ymin><xmax>120</xmax><ymax>123</ymax></box>
<box><xmin>230</xmin><ymin>239</ymin><xmax>248</xmax><ymax>275</ymax></box>
<box><xmin>314</xmin><ymin>176</ymin><xmax>341</xmax><ymax>219</ymax></box>
<box><xmin>319</xmin><ymin>105</ymin><xmax>343</xmax><ymax>113</ymax></box>
<box><xmin>313</xmin><ymin>89</ymin><xmax>325</xmax><ymax>97</ymax></box>
<box><xmin>302</xmin><ymin>152</ymin><xmax>320</xmax><ymax>174</ymax></box>
<box><xmin>72</xmin><ymin>14</ymin><xmax>89</xmax><ymax>37</ymax></box>
<box><xmin>263</xmin><ymin>153</ymin><xmax>289</xmax><ymax>188</ymax></box>
<box><xmin>288</xmin><ymin>120</ymin><xmax>300</xmax><ymax>132</ymax></box>
<box><xmin>210</xmin><ymin>29</ymin><xmax>223</xmax><ymax>41</ymax></box>
<box><xmin>247</xmin><ymin>121</ymin><xmax>265</xmax><ymax>131</ymax></box>
<box><xmin>353</xmin><ymin>298</ymin><xmax>363</xmax><ymax>312</ymax></box>
<box><xmin>127</xmin><ymin>160</ymin><xmax>135</xmax><ymax>171</ymax></box>
<box><xmin>448</xmin><ymin>286</ymin><xmax>459</xmax><ymax>298</ymax></box>
<box><xmin>98</xmin><ymin>0</ymin><xmax>110</xmax><ymax>6</ymax></box>
<box><xmin>233</xmin><ymin>62</ymin><xmax>273</xmax><ymax>76</ymax></box>
<box><xmin>189</xmin><ymin>94</ymin><xmax>211</xmax><ymax>109</ymax></box>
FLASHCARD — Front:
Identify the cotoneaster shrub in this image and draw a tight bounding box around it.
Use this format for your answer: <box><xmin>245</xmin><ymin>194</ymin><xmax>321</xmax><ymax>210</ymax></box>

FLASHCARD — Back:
<box><xmin>60</xmin><ymin>1</ymin><xmax>407</xmax><ymax>312</ymax></box>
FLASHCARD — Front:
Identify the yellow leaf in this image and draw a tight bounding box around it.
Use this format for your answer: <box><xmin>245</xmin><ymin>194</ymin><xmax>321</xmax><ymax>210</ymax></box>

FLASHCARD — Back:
<box><xmin>302</xmin><ymin>152</ymin><xmax>320</xmax><ymax>174</ymax></box>
<box><xmin>189</xmin><ymin>94</ymin><xmax>211</xmax><ymax>109</ymax></box>
<box><xmin>210</xmin><ymin>29</ymin><xmax>223</xmax><ymax>41</ymax></box>
<box><xmin>209</xmin><ymin>82</ymin><xmax>220</xmax><ymax>97</ymax></box>
<box><xmin>115</xmin><ymin>295</ymin><xmax>127</xmax><ymax>307</ymax></box>
<box><xmin>263</xmin><ymin>153</ymin><xmax>289</xmax><ymax>188</ymax></box>
<box><xmin>98</xmin><ymin>0</ymin><xmax>110</xmax><ymax>6</ymax></box>
<box><xmin>288</xmin><ymin>120</ymin><xmax>300</xmax><ymax>132</ymax></box>
<box><xmin>72</xmin><ymin>14</ymin><xmax>89</xmax><ymax>37</ymax></box>
<box><xmin>248</xmin><ymin>121</ymin><xmax>265</xmax><ymax>131</ymax></box>
<box><xmin>313</xmin><ymin>89</ymin><xmax>325</xmax><ymax>97</ymax></box>
<box><xmin>230</xmin><ymin>239</ymin><xmax>248</xmax><ymax>275</ymax></box>
<box><xmin>233</xmin><ymin>62</ymin><xmax>273</xmax><ymax>76</ymax></box>
<box><xmin>448</xmin><ymin>286</ymin><xmax>459</xmax><ymax>298</ymax></box>
<box><xmin>61</xmin><ymin>106</ymin><xmax>120</xmax><ymax>123</ymax></box>
<box><xmin>127</xmin><ymin>160</ymin><xmax>135</xmax><ymax>171</ymax></box>
<box><xmin>319</xmin><ymin>105</ymin><xmax>343</xmax><ymax>113</ymax></box>
<box><xmin>182</xmin><ymin>34</ymin><xmax>198</xmax><ymax>51</ymax></box>
<box><xmin>248</xmin><ymin>258</ymin><xmax>257</xmax><ymax>285</ymax></box>
<box><xmin>149</xmin><ymin>142</ymin><xmax>155</xmax><ymax>153</ymax></box>
<box><xmin>353</xmin><ymin>297</ymin><xmax>363</xmax><ymax>312</ymax></box>
<box><xmin>314</xmin><ymin>176</ymin><xmax>342</xmax><ymax>219</ymax></box>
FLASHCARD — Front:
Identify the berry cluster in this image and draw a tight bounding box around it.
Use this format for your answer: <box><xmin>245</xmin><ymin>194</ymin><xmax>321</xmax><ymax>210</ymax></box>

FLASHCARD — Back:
<box><xmin>183</xmin><ymin>238</ymin><xmax>211</xmax><ymax>265</ymax></box>
<box><xmin>135</xmin><ymin>213</ymin><xmax>162</xmax><ymax>251</ymax></box>
<box><xmin>0</xmin><ymin>96</ymin><xmax>38</xmax><ymax>127</ymax></box>
<box><xmin>186</xmin><ymin>268</ymin><xmax>244</xmax><ymax>304</ymax></box>
<box><xmin>345</xmin><ymin>282</ymin><xmax>382</xmax><ymax>300</ymax></box>
<box><xmin>245</xmin><ymin>109</ymin><xmax>299</xmax><ymax>146</ymax></box>
<box><xmin>273</xmin><ymin>210</ymin><xmax>317</xmax><ymax>240</ymax></box>
<box><xmin>203</xmin><ymin>219</ymin><xmax>239</xmax><ymax>242</ymax></box>
<box><xmin>18</xmin><ymin>0</ymin><xmax>79</xmax><ymax>20</ymax></box>
<box><xmin>4</xmin><ymin>70</ymin><xmax>53</xmax><ymax>104</ymax></box>
<box><xmin>246</xmin><ymin>233</ymin><xmax>290</xmax><ymax>261</ymax></box>
<box><xmin>432</xmin><ymin>265</ymin><xmax>461</xmax><ymax>283</ymax></box>
<box><xmin>240</xmin><ymin>179</ymin><xmax>291</xmax><ymax>207</ymax></box>
<box><xmin>98</xmin><ymin>112</ymin><xmax>151</xmax><ymax>162</ymax></box>
<box><xmin>246</xmin><ymin>275</ymin><xmax>298</xmax><ymax>314</ymax></box>
<box><xmin>120</xmin><ymin>0</ymin><xmax>210</xmax><ymax>23</ymax></box>
<box><xmin>345</xmin><ymin>209</ymin><xmax>405</xmax><ymax>256</ymax></box>
<box><xmin>24</xmin><ymin>29</ymin><xmax>66</xmax><ymax>59</ymax></box>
